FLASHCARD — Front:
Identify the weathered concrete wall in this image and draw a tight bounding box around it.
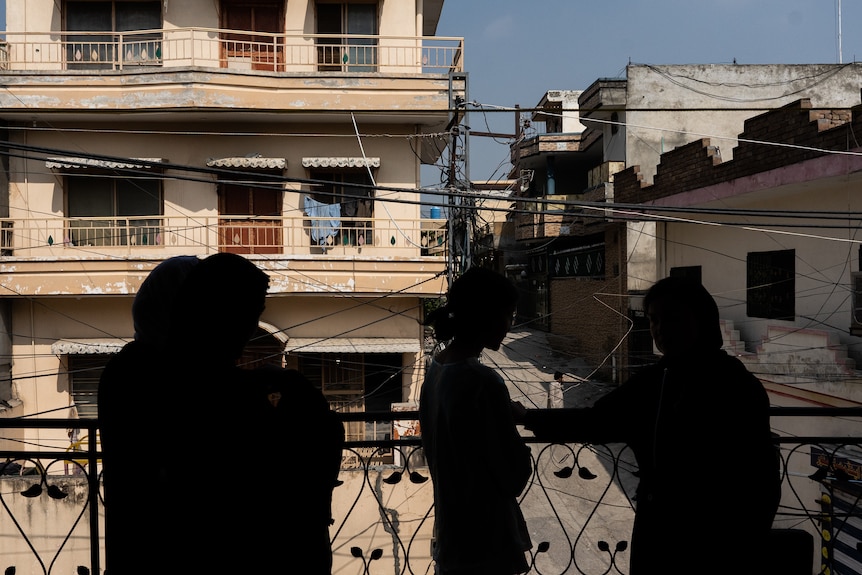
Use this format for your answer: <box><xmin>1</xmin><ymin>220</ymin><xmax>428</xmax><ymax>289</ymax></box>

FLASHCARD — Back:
<box><xmin>625</xmin><ymin>63</ymin><xmax>862</xmax><ymax>184</ymax></box>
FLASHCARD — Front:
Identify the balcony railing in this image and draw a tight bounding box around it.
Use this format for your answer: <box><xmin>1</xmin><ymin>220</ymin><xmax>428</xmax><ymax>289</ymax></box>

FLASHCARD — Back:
<box><xmin>0</xmin><ymin>215</ymin><xmax>448</xmax><ymax>258</ymax></box>
<box><xmin>0</xmin><ymin>408</ymin><xmax>858</xmax><ymax>574</ymax></box>
<box><xmin>0</xmin><ymin>29</ymin><xmax>464</xmax><ymax>74</ymax></box>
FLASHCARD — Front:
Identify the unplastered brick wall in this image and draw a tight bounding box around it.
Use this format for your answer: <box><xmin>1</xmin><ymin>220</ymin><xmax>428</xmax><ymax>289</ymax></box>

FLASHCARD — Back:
<box><xmin>548</xmin><ymin>227</ymin><xmax>627</xmax><ymax>381</ymax></box>
<box><xmin>614</xmin><ymin>98</ymin><xmax>862</xmax><ymax>203</ymax></box>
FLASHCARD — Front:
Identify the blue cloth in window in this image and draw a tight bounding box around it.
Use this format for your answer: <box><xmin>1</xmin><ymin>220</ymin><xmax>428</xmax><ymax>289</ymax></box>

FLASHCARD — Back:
<box><xmin>304</xmin><ymin>196</ymin><xmax>341</xmax><ymax>245</ymax></box>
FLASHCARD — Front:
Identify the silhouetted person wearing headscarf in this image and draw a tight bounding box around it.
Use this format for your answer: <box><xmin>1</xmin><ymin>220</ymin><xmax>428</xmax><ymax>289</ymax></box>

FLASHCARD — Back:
<box><xmin>519</xmin><ymin>276</ymin><xmax>780</xmax><ymax>574</ymax></box>
<box><xmin>100</xmin><ymin>253</ymin><xmax>344</xmax><ymax>574</ymax></box>
<box><xmin>420</xmin><ymin>267</ymin><xmax>533</xmax><ymax>575</ymax></box>
<box><xmin>103</xmin><ymin>253</ymin><xmax>269</xmax><ymax>571</ymax></box>
<box><xmin>99</xmin><ymin>255</ymin><xmax>199</xmax><ymax>574</ymax></box>
<box><xmin>156</xmin><ymin>252</ymin><xmax>272</xmax><ymax>572</ymax></box>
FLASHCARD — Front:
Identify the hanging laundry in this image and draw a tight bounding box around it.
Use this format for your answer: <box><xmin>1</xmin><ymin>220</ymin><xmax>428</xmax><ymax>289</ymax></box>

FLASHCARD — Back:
<box><xmin>304</xmin><ymin>196</ymin><xmax>342</xmax><ymax>245</ymax></box>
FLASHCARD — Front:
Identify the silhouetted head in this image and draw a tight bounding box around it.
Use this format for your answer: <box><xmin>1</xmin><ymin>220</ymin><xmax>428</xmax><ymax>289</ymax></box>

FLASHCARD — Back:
<box><xmin>643</xmin><ymin>276</ymin><xmax>723</xmax><ymax>357</ymax></box>
<box><xmin>169</xmin><ymin>253</ymin><xmax>270</xmax><ymax>362</ymax></box>
<box><xmin>428</xmin><ymin>267</ymin><xmax>518</xmax><ymax>352</ymax></box>
<box><xmin>133</xmin><ymin>255</ymin><xmax>200</xmax><ymax>347</ymax></box>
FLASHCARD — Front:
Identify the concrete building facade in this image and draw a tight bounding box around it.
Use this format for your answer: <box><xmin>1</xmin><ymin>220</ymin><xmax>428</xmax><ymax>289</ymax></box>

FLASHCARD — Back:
<box><xmin>0</xmin><ymin>0</ymin><xmax>460</xmax><ymax>452</ymax></box>
<box><xmin>509</xmin><ymin>63</ymin><xmax>862</xmax><ymax>382</ymax></box>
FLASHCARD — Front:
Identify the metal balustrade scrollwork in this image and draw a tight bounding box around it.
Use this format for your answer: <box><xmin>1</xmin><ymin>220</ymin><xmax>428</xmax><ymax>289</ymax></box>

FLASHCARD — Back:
<box><xmin>0</xmin><ymin>410</ymin><xmax>858</xmax><ymax>574</ymax></box>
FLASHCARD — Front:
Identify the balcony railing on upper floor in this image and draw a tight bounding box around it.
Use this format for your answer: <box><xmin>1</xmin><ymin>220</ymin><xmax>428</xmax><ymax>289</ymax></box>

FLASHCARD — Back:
<box><xmin>0</xmin><ymin>215</ymin><xmax>448</xmax><ymax>258</ymax></box>
<box><xmin>0</xmin><ymin>29</ymin><xmax>464</xmax><ymax>74</ymax></box>
<box><xmin>0</xmin><ymin>408</ymin><xmax>858</xmax><ymax>574</ymax></box>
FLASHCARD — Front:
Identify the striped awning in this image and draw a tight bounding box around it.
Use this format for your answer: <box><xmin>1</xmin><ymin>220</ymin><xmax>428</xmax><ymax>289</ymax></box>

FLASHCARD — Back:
<box><xmin>46</xmin><ymin>157</ymin><xmax>166</xmax><ymax>170</ymax></box>
<box><xmin>301</xmin><ymin>157</ymin><xmax>380</xmax><ymax>169</ymax></box>
<box><xmin>51</xmin><ymin>338</ymin><xmax>128</xmax><ymax>355</ymax></box>
<box><xmin>206</xmin><ymin>157</ymin><xmax>286</xmax><ymax>169</ymax></box>
<box><xmin>283</xmin><ymin>337</ymin><xmax>419</xmax><ymax>354</ymax></box>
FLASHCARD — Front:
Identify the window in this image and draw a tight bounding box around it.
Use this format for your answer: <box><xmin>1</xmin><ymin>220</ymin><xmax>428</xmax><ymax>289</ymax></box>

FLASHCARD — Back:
<box><xmin>67</xmin><ymin>355</ymin><xmax>111</xmax><ymax>419</ymax></box>
<box><xmin>670</xmin><ymin>265</ymin><xmax>702</xmax><ymax>284</ymax></box>
<box><xmin>306</xmin><ymin>170</ymin><xmax>374</xmax><ymax>246</ymax></box>
<box><xmin>316</xmin><ymin>2</ymin><xmax>378</xmax><ymax>72</ymax></box>
<box><xmin>218</xmin><ymin>178</ymin><xmax>283</xmax><ymax>255</ymax></box>
<box><xmin>298</xmin><ymin>353</ymin><xmax>365</xmax><ymax>443</ymax></box>
<box><xmin>65</xmin><ymin>1</ymin><xmax>162</xmax><ymax>70</ymax></box>
<box><xmin>66</xmin><ymin>176</ymin><xmax>163</xmax><ymax>247</ymax></box>
<box><xmin>295</xmin><ymin>352</ymin><xmax>401</xmax><ymax>463</ymax></box>
<box><xmin>220</xmin><ymin>0</ymin><xmax>283</xmax><ymax>71</ymax></box>
<box><xmin>851</xmin><ymin>272</ymin><xmax>862</xmax><ymax>335</ymax></box>
<box><xmin>747</xmin><ymin>249</ymin><xmax>795</xmax><ymax>320</ymax></box>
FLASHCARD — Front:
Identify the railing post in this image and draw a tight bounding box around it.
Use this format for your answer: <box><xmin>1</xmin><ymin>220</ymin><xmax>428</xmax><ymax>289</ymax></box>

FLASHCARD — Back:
<box><xmin>116</xmin><ymin>32</ymin><xmax>122</xmax><ymax>71</ymax></box>
<box><xmin>87</xmin><ymin>429</ymin><xmax>101</xmax><ymax>574</ymax></box>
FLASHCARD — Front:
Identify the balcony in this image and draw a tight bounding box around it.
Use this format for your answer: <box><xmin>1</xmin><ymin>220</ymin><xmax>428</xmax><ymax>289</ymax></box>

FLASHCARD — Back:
<box><xmin>0</xmin><ymin>215</ymin><xmax>448</xmax><ymax>296</ymax></box>
<box><xmin>0</xmin><ymin>215</ymin><xmax>446</xmax><ymax>257</ymax></box>
<box><xmin>514</xmin><ymin>197</ymin><xmax>571</xmax><ymax>241</ymax></box>
<box><xmin>0</xmin><ymin>409</ymin><xmax>853</xmax><ymax>574</ymax></box>
<box><xmin>0</xmin><ymin>29</ymin><xmax>464</xmax><ymax>128</ymax></box>
<box><xmin>0</xmin><ymin>29</ymin><xmax>463</xmax><ymax>74</ymax></box>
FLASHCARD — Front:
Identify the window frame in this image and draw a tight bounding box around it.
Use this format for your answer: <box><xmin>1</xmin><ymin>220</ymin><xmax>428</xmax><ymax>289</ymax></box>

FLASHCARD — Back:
<box><xmin>64</xmin><ymin>1</ymin><xmax>163</xmax><ymax>70</ymax></box>
<box><xmin>306</xmin><ymin>169</ymin><xmax>374</xmax><ymax>247</ymax></box>
<box><xmin>66</xmin><ymin>354</ymin><xmax>112</xmax><ymax>419</ymax></box>
<box><xmin>65</xmin><ymin>174</ymin><xmax>164</xmax><ymax>247</ymax></box>
<box><xmin>747</xmin><ymin>249</ymin><xmax>796</xmax><ymax>320</ymax></box>
<box><xmin>315</xmin><ymin>1</ymin><xmax>379</xmax><ymax>72</ymax></box>
<box><xmin>216</xmin><ymin>172</ymin><xmax>284</xmax><ymax>255</ymax></box>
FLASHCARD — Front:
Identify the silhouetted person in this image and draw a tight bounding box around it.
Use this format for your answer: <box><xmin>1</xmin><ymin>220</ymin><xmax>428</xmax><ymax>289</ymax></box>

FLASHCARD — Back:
<box><xmin>101</xmin><ymin>253</ymin><xmax>345</xmax><ymax>574</ymax></box>
<box><xmin>99</xmin><ymin>255</ymin><xmax>199</xmax><ymax>574</ymax></box>
<box><xmin>248</xmin><ymin>364</ymin><xmax>345</xmax><ymax>574</ymax></box>
<box><xmin>420</xmin><ymin>267</ymin><xmax>533</xmax><ymax>575</ymax></box>
<box><xmin>520</xmin><ymin>276</ymin><xmax>780</xmax><ymax>574</ymax></box>
<box><xmin>158</xmin><ymin>252</ymin><xmax>271</xmax><ymax>573</ymax></box>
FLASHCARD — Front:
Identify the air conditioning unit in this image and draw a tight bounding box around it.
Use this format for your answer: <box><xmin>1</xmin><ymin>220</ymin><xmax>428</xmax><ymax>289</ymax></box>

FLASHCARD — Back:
<box><xmin>851</xmin><ymin>272</ymin><xmax>862</xmax><ymax>335</ymax></box>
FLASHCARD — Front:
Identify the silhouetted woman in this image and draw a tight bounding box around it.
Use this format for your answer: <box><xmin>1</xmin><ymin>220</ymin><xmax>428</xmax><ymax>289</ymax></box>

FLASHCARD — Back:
<box><xmin>521</xmin><ymin>276</ymin><xmax>779</xmax><ymax>574</ymax></box>
<box><xmin>420</xmin><ymin>267</ymin><xmax>533</xmax><ymax>575</ymax></box>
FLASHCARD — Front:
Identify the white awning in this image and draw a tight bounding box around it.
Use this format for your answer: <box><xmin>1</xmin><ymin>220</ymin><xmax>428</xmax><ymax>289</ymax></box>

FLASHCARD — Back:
<box><xmin>51</xmin><ymin>338</ymin><xmax>128</xmax><ymax>355</ymax></box>
<box><xmin>206</xmin><ymin>157</ymin><xmax>286</xmax><ymax>169</ymax></box>
<box><xmin>258</xmin><ymin>321</ymin><xmax>289</xmax><ymax>345</ymax></box>
<box><xmin>46</xmin><ymin>157</ymin><xmax>166</xmax><ymax>170</ymax></box>
<box><xmin>301</xmin><ymin>157</ymin><xmax>380</xmax><ymax>169</ymax></box>
<box><xmin>284</xmin><ymin>337</ymin><xmax>419</xmax><ymax>354</ymax></box>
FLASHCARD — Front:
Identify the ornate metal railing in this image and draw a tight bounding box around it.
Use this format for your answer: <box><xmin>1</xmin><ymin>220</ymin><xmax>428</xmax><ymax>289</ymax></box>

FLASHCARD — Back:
<box><xmin>0</xmin><ymin>408</ymin><xmax>858</xmax><ymax>574</ymax></box>
<box><xmin>0</xmin><ymin>215</ymin><xmax>449</xmax><ymax>259</ymax></box>
<box><xmin>0</xmin><ymin>29</ymin><xmax>464</xmax><ymax>74</ymax></box>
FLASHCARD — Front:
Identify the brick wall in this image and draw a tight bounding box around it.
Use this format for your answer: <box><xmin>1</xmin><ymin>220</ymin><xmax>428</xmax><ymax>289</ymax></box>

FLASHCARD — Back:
<box><xmin>548</xmin><ymin>225</ymin><xmax>628</xmax><ymax>382</ymax></box>
<box><xmin>615</xmin><ymin>98</ymin><xmax>862</xmax><ymax>202</ymax></box>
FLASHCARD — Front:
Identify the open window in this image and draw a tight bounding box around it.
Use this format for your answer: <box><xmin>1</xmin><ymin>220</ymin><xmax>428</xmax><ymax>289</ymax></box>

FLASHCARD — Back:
<box><xmin>305</xmin><ymin>169</ymin><xmax>374</xmax><ymax>247</ymax></box>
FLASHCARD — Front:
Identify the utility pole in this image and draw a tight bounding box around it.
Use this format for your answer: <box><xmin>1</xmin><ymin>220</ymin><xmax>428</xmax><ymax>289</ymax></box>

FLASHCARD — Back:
<box><xmin>446</xmin><ymin>71</ymin><xmax>470</xmax><ymax>285</ymax></box>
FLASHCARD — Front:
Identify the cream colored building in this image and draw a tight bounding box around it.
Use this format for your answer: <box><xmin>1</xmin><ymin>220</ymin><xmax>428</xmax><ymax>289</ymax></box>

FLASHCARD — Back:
<box><xmin>0</xmin><ymin>0</ymin><xmax>460</xmax><ymax>452</ymax></box>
